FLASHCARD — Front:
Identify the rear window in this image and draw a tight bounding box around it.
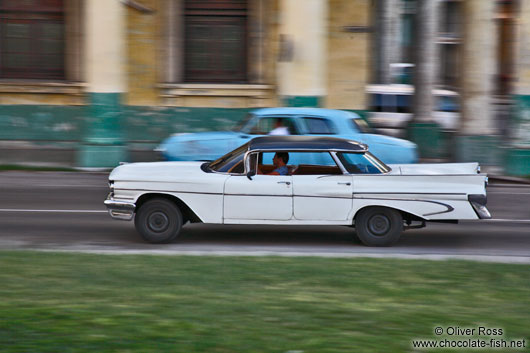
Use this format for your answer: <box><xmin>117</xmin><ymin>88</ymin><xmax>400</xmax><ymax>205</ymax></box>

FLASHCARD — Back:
<box><xmin>337</xmin><ymin>152</ymin><xmax>390</xmax><ymax>174</ymax></box>
<box><xmin>350</xmin><ymin>119</ymin><xmax>372</xmax><ymax>133</ymax></box>
<box><xmin>302</xmin><ymin>117</ymin><xmax>335</xmax><ymax>134</ymax></box>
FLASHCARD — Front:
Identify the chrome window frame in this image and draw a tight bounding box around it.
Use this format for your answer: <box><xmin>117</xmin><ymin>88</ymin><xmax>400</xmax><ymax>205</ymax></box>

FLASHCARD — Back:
<box><xmin>243</xmin><ymin>148</ymin><xmax>354</xmax><ymax>175</ymax></box>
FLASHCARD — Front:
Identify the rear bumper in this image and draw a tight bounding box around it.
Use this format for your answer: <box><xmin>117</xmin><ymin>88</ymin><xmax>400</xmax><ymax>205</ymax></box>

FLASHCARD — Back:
<box><xmin>104</xmin><ymin>193</ymin><xmax>136</xmax><ymax>221</ymax></box>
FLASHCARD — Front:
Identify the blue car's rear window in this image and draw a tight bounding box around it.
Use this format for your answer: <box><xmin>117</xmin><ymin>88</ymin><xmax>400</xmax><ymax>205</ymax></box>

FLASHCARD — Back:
<box><xmin>302</xmin><ymin>117</ymin><xmax>335</xmax><ymax>134</ymax></box>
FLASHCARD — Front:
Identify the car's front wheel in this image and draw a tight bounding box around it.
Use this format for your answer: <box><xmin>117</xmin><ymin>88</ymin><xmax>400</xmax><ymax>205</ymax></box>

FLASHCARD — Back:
<box><xmin>134</xmin><ymin>198</ymin><xmax>183</xmax><ymax>243</ymax></box>
<box><xmin>355</xmin><ymin>207</ymin><xmax>403</xmax><ymax>246</ymax></box>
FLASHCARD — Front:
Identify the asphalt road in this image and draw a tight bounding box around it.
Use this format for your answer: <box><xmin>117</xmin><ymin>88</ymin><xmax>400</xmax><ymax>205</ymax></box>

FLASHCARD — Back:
<box><xmin>0</xmin><ymin>171</ymin><xmax>529</xmax><ymax>263</ymax></box>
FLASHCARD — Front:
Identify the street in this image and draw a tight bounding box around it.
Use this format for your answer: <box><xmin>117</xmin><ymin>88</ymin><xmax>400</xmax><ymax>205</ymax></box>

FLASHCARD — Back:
<box><xmin>0</xmin><ymin>171</ymin><xmax>529</xmax><ymax>262</ymax></box>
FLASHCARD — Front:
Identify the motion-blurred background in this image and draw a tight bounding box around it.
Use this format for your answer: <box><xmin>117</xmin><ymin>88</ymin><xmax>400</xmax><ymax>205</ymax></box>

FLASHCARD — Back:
<box><xmin>0</xmin><ymin>0</ymin><xmax>528</xmax><ymax>176</ymax></box>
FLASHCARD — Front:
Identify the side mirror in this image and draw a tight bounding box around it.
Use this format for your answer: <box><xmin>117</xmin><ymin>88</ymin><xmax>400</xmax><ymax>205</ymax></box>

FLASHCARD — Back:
<box><xmin>246</xmin><ymin>170</ymin><xmax>255</xmax><ymax>180</ymax></box>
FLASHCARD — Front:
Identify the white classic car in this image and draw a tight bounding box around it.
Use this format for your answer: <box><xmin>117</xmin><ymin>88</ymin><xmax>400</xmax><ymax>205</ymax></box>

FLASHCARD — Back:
<box><xmin>105</xmin><ymin>136</ymin><xmax>491</xmax><ymax>246</ymax></box>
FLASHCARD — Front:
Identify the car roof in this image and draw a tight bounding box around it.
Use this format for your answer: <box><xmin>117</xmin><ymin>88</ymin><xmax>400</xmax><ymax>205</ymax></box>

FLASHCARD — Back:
<box><xmin>251</xmin><ymin>107</ymin><xmax>361</xmax><ymax>120</ymax></box>
<box><xmin>248</xmin><ymin>136</ymin><xmax>367</xmax><ymax>152</ymax></box>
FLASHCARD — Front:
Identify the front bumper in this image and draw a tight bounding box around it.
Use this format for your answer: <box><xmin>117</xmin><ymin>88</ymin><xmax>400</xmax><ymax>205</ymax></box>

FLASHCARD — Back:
<box><xmin>104</xmin><ymin>193</ymin><xmax>136</xmax><ymax>221</ymax></box>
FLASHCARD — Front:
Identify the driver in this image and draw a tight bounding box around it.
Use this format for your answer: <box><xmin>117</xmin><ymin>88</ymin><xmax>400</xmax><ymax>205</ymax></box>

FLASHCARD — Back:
<box><xmin>258</xmin><ymin>152</ymin><xmax>289</xmax><ymax>175</ymax></box>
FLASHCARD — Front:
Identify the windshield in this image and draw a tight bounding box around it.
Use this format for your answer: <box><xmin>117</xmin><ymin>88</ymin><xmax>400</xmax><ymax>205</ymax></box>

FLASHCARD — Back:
<box><xmin>232</xmin><ymin>113</ymin><xmax>254</xmax><ymax>132</ymax></box>
<box><xmin>337</xmin><ymin>152</ymin><xmax>390</xmax><ymax>174</ymax></box>
<box><xmin>207</xmin><ymin>143</ymin><xmax>248</xmax><ymax>173</ymax></box>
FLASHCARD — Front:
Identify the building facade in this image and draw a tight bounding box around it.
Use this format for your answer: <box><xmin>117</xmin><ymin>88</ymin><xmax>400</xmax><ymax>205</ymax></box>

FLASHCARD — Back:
<box><xmin>0</xmin><ymin>0</ymin><xmax>370</xmax><ymax>167</ymax></box>
<box><xmin>371</xmin><ymin>0</ymin><xmax>529</xmax><ymax>175</ymax></box>
<box><xmin>0</xmin><ymin>0</ymin><xmax>528</xmax><ymax>174</ymax></box>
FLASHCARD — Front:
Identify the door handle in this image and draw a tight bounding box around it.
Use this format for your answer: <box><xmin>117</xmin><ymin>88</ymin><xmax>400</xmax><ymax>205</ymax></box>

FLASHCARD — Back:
<box><xmin>337</xmin><ymin>182</ymin><xmax>351</xmax><ymax>186</ymax></box>
<box><xmin>277</xmin><ymin>181</ymin><xmax>291</xmax><ymax>185</ymax></box>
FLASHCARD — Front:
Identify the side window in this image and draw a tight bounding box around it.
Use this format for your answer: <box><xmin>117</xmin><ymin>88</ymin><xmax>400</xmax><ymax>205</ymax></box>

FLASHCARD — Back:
<box><xmin>261</xmin><ymin>152</ymin><xmax>276</xmax><ymax>166</ymax></box>
<box><xmin>249</xmin><ymin>117</ymin><xmax>298</xmax><ymax>135</ymax></box>
<box><xmin>396</xmin><ymin>95</ymin><xmax>412</xmax><ymax>113</ymax></box>
<box><xmin>437</xmin><ymin>96</ymin><xmax>459</xmax><ymax>112</ymax></box>
<box><xmin>259</xmin><ymin>151</ymin><xmax>342</xmax><ymax>175</ymax></box>
<box><xmin>302</xmin><ymin>117</ymin><xmax>335</xmax><ymax>134</ymax></box>
<box><xmin>371</xmin><ymin>94</ymin><xmax>382</xmax><ymax>112</ymax></box>
<box><xmin>337</xmin><ymin>152</ymin><xmax>389</xmax><ymax>174</ymax></box>
<box><xmin>372</xmin><ymin>94</ymin><xmax>398</xmax><ymax>113</ymax></box>
<box><xmin>382</xmin><ymin>94</ymin><xmax>397</xmax><ymax>113</ymax></box>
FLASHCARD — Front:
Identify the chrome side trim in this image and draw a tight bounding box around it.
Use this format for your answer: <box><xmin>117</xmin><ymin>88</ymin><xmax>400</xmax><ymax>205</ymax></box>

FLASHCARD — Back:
<box><xmin>104</xmin><ymin>193</ymin><xmax>136</xmax><ymax>221</ymax></box>
<box><xmin>114</xmin><ymin>188</ymin><xmax>223</xmax><ymax>195</ymax></box>
<box><xmin>354</xmin><ymin>192</ymin><xmax>466</xmax><ymax>196</ymax></box>
<box><xmin>352</xmin><ymin>196</ymin><xmax>455</xmax><ymax>216</ymax></box>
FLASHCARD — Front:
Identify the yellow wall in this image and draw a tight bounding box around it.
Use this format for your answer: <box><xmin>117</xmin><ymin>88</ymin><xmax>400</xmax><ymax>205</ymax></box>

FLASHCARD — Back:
<box><xmin>126</xmin><ymin>0</ymin><xmax>160</xmax><ymax>105</ymax></box>
<box><xmin>0</xmin><ymin>0</ymin><xmax>370</xmax><ymax>109</ymax></box>
<box><xmin>326</xmin><ymin>0</ymin><xmax>370</xmax><ymax>109</ymax></box>
<box><xmin>126</xmin><ymin>0</ymin><xmax>279</xmax><ymax>108</ymax></box>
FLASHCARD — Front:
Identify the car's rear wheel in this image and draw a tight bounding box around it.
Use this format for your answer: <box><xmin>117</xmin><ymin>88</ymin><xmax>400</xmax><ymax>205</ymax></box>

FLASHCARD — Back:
<box><xmin>134</xmin><ymin>198</ymin><xmax>183</xmax><ymax>243</ymax></box>
<box><xmin>355</xmin><ymin>207</ymin><xmax>403</xmax><ymax>246</ymax></box>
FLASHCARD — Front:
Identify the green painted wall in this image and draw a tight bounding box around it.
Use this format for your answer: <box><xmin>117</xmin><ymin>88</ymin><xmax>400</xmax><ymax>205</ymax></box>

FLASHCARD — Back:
<box><xmin>454</xmin><ymin>135</ymin><xmax>503</xmax><ymax>165</ymax></box>
<box><xmin>407</xmin><ymin>122</ymin><xmax>444</xmax><ymax>159</ymax></box>
<box><xmin>0</xmin><ymin>106</ymin><xmax>85</xmax><ymax>141</ymax></box>
<box><xmin>0</xmin><ymin>105</ymin><xmax>253</xmax><ymax>145</ymax></box>
<box><xmin>123</xmin><ymin>107</ymin><xmax>253</xmax><ymax>143</ymax></box>
<box><xmin>504</xmin><ymin>95</ymin><xmax>530</xmax><ymax>175</ymax></box>
<box><xmin>282</xmin><ymin>96</ymin><xmax>323</xmax><ymax>108</ymax></box>
<box><xmin>512</xmin><ymin>95</ymin><xmax>530</xmax><ymax>147</ymax></box>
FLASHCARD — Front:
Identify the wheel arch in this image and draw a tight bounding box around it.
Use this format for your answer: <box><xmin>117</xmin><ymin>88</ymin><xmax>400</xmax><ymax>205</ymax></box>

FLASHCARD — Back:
<box><xmin>135</xmin><ymin>193</ymin><xmax>203</xmax><ymax>223</ymax></box>
<box><xmin>352</xmin><ymin>205</ymin><xmax>425</xmax><ymax>224</ymax></box>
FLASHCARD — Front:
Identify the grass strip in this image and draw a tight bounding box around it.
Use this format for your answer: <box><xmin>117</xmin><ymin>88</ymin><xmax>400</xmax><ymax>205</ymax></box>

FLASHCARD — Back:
<box><xmin>0</xmin><ymin>252</ymin><xmax>528</xmax><ymax>352</ymax></box>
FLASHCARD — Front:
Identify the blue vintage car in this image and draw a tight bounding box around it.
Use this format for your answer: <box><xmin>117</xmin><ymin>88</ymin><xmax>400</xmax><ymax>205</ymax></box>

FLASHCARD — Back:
<box><xmin>157</xmin><ymin>107</ymin><xmax>418</xmax><ymax>164</ymax></box>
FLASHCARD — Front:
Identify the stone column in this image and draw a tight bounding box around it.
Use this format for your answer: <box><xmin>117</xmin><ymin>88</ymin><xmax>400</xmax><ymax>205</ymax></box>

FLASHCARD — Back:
<box><xmin>78</xmin><ymin>0</ymin><xmax>127</xmax><ymax>168</ymax></box>
<box><xmin>374</xmin><ymin>0</ymin><xmax>401</xmax><ymax>84</ymax></box>
<box><xmin>277</xmin><ymin>0</ymin><xmax>327</xmax><ymax>107</ymax></box>
<box><xmin>408</xmin><ymin>0</ymin><xmax>441</xmax><ymax>158</ymax></box>
<box><xmin>507</xmin><ymin>0</ymin><xmax>530</xmax><ymax>175</ymax></box>
<box><xmin>455</xmin><ymin>0</ymin><xmax>499</xmax><ymax>165</ymax></box>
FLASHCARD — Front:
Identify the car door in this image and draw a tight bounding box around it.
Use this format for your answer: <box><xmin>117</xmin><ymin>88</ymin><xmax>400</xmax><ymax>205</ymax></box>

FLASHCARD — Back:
<box><xmin>292</xmin><ymin>176</ymin><xmax>353</xmax><ymax>221</ymax></box>
<box><xmin>223</xmin><ymin>174</ymin><xmax>293</xmax><ymax>221</ymax></box>
<box><xmin>290</xmin><ymin>152</ymin><xmax>354</xmax><ymax>221</ymax></box>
